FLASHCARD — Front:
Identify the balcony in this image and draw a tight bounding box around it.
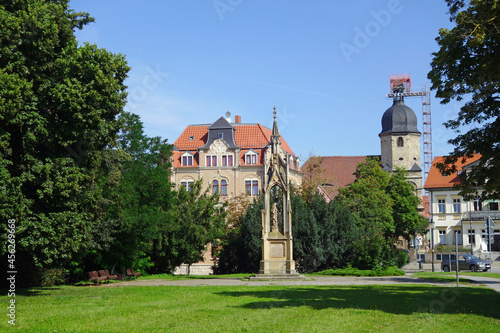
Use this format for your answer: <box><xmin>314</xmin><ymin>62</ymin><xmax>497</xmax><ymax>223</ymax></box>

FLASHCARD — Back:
<box><xmin>462</xmin><ymin>210</ymin><xmax>500</xmax><ymax>220</ymax></box>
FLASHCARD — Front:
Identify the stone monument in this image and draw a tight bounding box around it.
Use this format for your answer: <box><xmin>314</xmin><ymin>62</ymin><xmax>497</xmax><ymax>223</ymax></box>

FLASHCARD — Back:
<box><xmin>251</xmin><ymin>107</ymin><xmax>306</xmax><ymax>280</ymax></box>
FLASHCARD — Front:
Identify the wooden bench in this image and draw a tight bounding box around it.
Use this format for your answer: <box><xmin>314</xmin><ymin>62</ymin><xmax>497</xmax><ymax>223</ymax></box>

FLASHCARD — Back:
<box><xmin>87</xmin><ymin>271</ymin><xmax>108</xmax><ymax>285</ymax></box>
<box><xmin>98</xmin><ymin>270</ymin><xmax>118</xmax><ymax>283</ymax></box>
<box><xmin>126</xmin><ymin>268</ymin><xmax>141</xmax><ymax>279</ymax></box>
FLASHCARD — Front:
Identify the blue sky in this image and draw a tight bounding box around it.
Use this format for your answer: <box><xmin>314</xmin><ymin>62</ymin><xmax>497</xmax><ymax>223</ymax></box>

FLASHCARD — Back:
<box><xmin>70</xmin><ymin>0</ymin><xmax>459</xmax><ymax>163</ymax></box>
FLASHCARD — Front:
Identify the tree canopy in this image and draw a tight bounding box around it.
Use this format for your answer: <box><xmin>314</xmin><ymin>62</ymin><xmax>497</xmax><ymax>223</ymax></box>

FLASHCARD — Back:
<box><xmin>0</xmin><ymin>0</ymin><xmax>129</xmax><ymax>272</ymax></box>
<box><xmin>428</xmin><ymin>0</ymin><xmax>500</xmax><ymax>199</ymax></box>
<box><xmin>0</xmin><ymin>1</ymin><xmax>227</xmax><ymax>286</ymax></box>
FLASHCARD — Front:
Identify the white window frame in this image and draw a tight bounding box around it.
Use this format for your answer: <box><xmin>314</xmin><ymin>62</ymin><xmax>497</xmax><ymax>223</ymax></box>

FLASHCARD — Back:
<box><xmin>180</xmin><ymin>179</ymin><xmax>194</xmax><ymax>191</ymax></box>
<box><xmin>181</xmin><ymin>152</ymin><xmax>194</xmax><ymax>166</ymax></box>
<box><xmin>438</xmin><ymin>199</ymin><xmax>446</xmax><ymax>214</ymax></box>
<box><xmin>222</xmin><ymin>154</ymin><xmax>233</xmax><ymax>167</ymax></box>
<box><xmin>439</xmin><ymin>229</ymin><xmax>447</xmax><ymax>245</ymax></box>
<box><xmin>206</xmin><ymin>155</ymin><xmax>217</xmax><ymax>167</ymax></box>
<box><xmin>245</xmin><ymin>151</ymin><xmax>258</xmax><ymax>165</ymax></box>
<box><xmin>453</xmin><ymin>198</ymin><xmax>461</xmax><ymax>213</ymax></box>
<box><xmin>245</xmin><ymin>178</ymin><xmax>259</xmax><ymax>196</ymax></box>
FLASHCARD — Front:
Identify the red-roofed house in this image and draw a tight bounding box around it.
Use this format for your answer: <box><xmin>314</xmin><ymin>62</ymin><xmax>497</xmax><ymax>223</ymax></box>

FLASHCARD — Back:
<box><xmin>425</xmin><ymin>154</ymin><xmax>500</xmax><ymax>254</ymax></box>
<box><xmin>171</xmin><ymin>114</ymin><xmax>302</xmax><ymax>274</ymax></box>
<box><xmin>302</xmin><ymin>155</ymin><xmax>380</xmax><ymax>200</ymax></box>
<box><xmin>171</xmin><ymin>115</ymin><xmax>301</xmax><ymax>198</ymax></box>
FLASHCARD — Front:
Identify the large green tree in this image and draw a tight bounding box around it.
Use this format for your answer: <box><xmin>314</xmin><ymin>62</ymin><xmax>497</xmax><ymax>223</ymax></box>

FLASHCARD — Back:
<box><xmin>337</xmin><ymin>159</ymin><xmax>424</xmax><ymax>269</ymax></box>
<box><xmin>336</xmin><ymin>158</ymin><xmax>394</xmax><ymax>237</ymax></box>
<box><xmin>428</xmin><ymin>0</ymin><xmax>500</xmax><ymax>199</ymax></box>
<box><xmin>150</xmin><ymin>180</ymin><xmax>228</xmax><ymax>274</ymax></box>
<box><xmin>0</xmin><ymin>0</ymin><xmax>129</xmax><ymax>276</ymax></box>
<box><xmin>91</xmin><ymin>111</ymin><xmax>174</xmax><ymax>273</ymax></box>
<box><xmin>388</xmin><ymin>168</ymin><xmax>428</xmax><ymax>243</ymax></box>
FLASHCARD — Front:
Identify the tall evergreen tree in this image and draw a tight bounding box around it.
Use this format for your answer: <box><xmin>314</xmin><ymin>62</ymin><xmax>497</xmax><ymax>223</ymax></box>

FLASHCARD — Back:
<box><xmin>388</xmin><ymin>168</ymin><xmax>428</xmax><ymax>244</ymax></box>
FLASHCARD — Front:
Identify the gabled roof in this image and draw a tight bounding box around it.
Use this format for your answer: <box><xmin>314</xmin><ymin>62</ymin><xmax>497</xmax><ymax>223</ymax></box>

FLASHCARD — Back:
<box><xmin>174</xmin><ymin>123</ymin><xmax>295</xmax><ymax>155</ymax></box>
<box><xmin>172</xmin><ymin>118</ymin><xmax>298</xmax><ymax>170</ymax></box>
<box><xmin>302</xmin><ymin>155</ymin><xmax>380</xmax><ymax>198</ymax></box>
<box><xmin>424</xmin><ymin>154</ymin><xmax>482</xmax><ymax>190</ymax></box>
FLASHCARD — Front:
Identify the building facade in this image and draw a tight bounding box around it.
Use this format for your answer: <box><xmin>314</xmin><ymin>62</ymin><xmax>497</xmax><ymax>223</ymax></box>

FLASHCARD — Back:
<box><xmin>171</xmin><ymin>114</ymin><xmax>302</xmax><ymax>198</ymax></box>
<box><xmin>170</xmin><ymin>113</ymin><xmax>302</xmax><ymax>274</ymax></box>
<box><xmin>425</xmin><ymin>154</ymin><xmax>500</xmax><ymax>254</ymax></box>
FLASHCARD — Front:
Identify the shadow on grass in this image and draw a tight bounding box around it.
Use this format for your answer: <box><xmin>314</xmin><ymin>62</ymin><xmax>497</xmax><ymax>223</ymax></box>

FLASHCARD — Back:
<box><xmin>0</xmin><ymin>287</ymin><xmax>59</xmax><ymax>297</ymax></box>
<box><xmin>216</xmin><ymin>285</ymin><xmax>500</xmax><ymax>319</ymax></box>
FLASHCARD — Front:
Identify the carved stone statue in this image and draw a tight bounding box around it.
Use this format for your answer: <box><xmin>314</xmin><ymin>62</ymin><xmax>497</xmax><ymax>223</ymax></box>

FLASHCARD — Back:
<box><xmin>271</xmin><ymin>202</ymin><xmax>279</xmax><ymax>231</ymax></box>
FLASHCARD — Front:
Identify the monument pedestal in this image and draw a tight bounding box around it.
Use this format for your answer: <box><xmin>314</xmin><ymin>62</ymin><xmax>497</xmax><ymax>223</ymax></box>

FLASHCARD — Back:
<box><xmin>250</xmin><ymin>107</ymin><xmax>308</xmax><ymax>282</ymax></box>
<box><xmin>249</xmin><ymin>273</ymin><xmax>308</xmax><ymax>281</ymax></box>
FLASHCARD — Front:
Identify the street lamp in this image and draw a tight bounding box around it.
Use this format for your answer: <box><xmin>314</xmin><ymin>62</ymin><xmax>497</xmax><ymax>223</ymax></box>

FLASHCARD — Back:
<box><xmin>429</xmin><ymin>219</ymin><xmax>435</xmax><ymax>272</ymax></box>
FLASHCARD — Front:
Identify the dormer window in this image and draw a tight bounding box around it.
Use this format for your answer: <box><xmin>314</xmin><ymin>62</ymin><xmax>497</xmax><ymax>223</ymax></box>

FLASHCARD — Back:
<box><xmin>218</xmin><ymin>132</ymin><xmax>223</xmax><ymax>139</ymax></box>
<box><xmin>189</xmin><ymin>136</ymin><xmax>194</xmax><ymax>141</ymax></box>
<box><xmin>245</xmin><ymin>151</ymin><xmax>258</xmax><ymax>165</ymax></box>
<box><xmin>181</xmin><ymin>152</ymin><xmax>194</xmax><ymax>166</ymax></box>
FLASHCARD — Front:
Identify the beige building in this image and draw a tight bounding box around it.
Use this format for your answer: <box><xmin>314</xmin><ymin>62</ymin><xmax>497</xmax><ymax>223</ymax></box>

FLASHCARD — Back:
<box><xmin>170</xmin><ymin>113</ymin><xmax>302</xmax><ymax>274</ymax></box>
<box><xmin>171</xmin><ymin>114</ymin><xmax>302</xmax><ymax>199</ymax></box>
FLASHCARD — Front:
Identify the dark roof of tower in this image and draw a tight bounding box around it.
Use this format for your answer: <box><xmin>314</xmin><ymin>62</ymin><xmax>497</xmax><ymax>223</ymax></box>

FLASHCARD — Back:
<box><xmin>380</xmin><ymin>99</ymin><xmax>420</xmax><ymax>135</ymax></box>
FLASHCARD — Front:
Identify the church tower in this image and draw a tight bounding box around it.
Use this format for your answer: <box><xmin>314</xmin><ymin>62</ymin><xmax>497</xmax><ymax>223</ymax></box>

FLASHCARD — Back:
<box><xmin>379</xmin><ymin>85</ymin><xmax>422</xmax><ymax>198</ymax></box>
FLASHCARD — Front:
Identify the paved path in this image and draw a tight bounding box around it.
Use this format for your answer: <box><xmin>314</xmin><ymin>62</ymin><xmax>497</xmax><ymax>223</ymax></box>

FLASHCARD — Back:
<box><xmin>102</xmin><ymin>275</ymin><xmax>500</xmax><ymax>292</ymax></box>
<box><xmin>459</xmin><ymin>275</ymin><xmax>500</xmax><ymax>292</ymax></box>
<box><xmin>103</xmin><ymin>276</ymin><xmax>455</xmax><ymax>288</ymax></box>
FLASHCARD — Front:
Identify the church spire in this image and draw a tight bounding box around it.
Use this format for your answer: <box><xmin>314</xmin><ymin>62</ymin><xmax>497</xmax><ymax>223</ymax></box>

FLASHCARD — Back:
<box><xmin>271</xmin><ymin>106</ymin><xmax>281</xmax><ymax>149</ymax></box>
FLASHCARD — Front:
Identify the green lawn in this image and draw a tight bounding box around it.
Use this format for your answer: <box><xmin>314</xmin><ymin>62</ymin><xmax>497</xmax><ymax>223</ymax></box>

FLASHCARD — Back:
<box><xmin>413</xmin><ymin>271</ymin><xmax>500</xmax><ymax>283</ymax></box>
<box><xmin>1</xmin><ymin>284</ymin><xmax>500</xmax><ymax>332</ymax></box>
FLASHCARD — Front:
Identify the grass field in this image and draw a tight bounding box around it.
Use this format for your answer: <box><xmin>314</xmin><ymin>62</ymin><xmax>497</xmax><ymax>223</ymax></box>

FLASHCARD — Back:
<box><xmin>2</xmin><ymin>283</ymin><xmax>500</xmax><ymax>332</ymax></box>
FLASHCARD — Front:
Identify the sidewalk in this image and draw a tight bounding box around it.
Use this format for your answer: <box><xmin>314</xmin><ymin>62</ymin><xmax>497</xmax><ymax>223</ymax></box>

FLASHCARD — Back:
<box><xmin>402</xmin><ymin>261</ymin><xmax>500</xmax><ymax>293</ymax></box>
<box><xmin>401</xmin><ymin>262</ymin><xmax>435</xmax><ymax>273</ymax></box>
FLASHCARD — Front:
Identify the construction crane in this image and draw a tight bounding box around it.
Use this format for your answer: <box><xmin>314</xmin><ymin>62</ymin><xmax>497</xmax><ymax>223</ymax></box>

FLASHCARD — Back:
<box><xmin>386</xmin><ymin>74</ymin><xmax>432</xmax><ymax>192</ymax></box>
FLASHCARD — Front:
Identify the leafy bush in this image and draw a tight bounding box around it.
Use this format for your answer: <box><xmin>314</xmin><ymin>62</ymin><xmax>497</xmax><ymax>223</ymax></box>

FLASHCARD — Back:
<box><xmin>436</xmin><ymin>244</ymin><xmax>470</xmax><ymax>253</ymax></box>
<box><xmin>41</xmin><ymin>268</ymin><xmax>68</xmax><ymax>287</ymax></box>
<box><xmin>351</xmin><ymin>232</ymin><xmax>404</xmax><ymax>270</ymax></box>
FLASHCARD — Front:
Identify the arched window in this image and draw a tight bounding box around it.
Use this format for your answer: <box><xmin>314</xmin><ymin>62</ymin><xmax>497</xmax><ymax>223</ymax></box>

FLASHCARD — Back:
<box><xmin>221</xmin><ymin>180</ymin><xmax>227</xmax><ymax>196</ymax></box>
<box><xmin>212</xmin><ymin>180</ymin><xmax>219</xmax><ymax>194</ymax></box>
<box><xmin>397</xmin><ymin>137</ymin><xmax>404</xmax><ymax>147</ymax></box>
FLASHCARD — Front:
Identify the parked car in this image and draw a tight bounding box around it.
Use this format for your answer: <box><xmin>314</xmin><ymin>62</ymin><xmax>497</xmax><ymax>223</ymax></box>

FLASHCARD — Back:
<box><xmin>441</xmin><ymin>254</ymin><xmax>491</xmax><ymax>272</ymax></box>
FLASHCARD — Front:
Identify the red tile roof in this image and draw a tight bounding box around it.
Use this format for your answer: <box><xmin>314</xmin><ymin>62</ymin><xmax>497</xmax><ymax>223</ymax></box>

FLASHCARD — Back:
<box><xmin>424</xmin><ymin>154</ymin><xmax>481</xmax><ymax>189</ymax></box>
<box><xmin>174</xmin><ymin>123</ymin><xmax>294</xmax><ymax>154</ymax></box>
<box><xmin>172</xmin><ymin>123</ymin><xmax>297</xmax><ymax>168</ymax></box>
<box><xmin>302</xmin><ymin>156</ymin><xmax>379</xmax><ymax>198</ymax></box>
<box><xmin>173</xmin><ymin>125</ymin><xmax>208</xmax><ymax>151</ymax></box>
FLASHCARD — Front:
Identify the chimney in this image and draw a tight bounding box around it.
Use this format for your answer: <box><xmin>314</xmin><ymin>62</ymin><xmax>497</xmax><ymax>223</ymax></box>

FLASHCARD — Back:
<box><xmin>235</xmin><ymin>115</ymin><xmax>241</xmax><ymax>123</ymax></box>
